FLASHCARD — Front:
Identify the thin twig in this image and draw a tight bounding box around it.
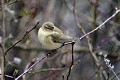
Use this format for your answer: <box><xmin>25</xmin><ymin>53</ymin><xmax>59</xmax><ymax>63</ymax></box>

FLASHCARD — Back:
<box><xmin>66</xmin><ymin>42</ymin><xmax>75</xmax><ymax>80</ymax></box>
<box><xmin>110</xmin><ymin>71</ymin><xmax>120</xmax><ymax>80</ymax></box>
<box><xmin>27</xmin><ymin>68</ymin><xmax>64</xmax><ymax>80</ymax></box>
<box><xmin>4</xmin><ymin>21</ymin><xmax>40</xmax><ymax>55</ymax></box>
<box><xmin>5</xmin><ymin>7</ymin><xmax>120</xmax><ymax>80</ymax></box>
<box><xmin>76</xmin><ymin>8</ymin><xmax>120</xmax><ymax>41</ymax></box>
<box><xmin>0</xmin><ymin>73</ymin><xmax>14</xmax><ymax>79</ymax></box>
<box><xmin>63</xmin><ymin>8</ymin><xmax>120</xmax><ymax>46</ymax></box>
<box><xmin>65</xmin><ymin>1</ymin><xmax>76</xmax><ymax>79</ymax></box>
<box><xmin>72</xmin><ymin>0</ymin><xmax>98</xmax><ymax>62</ymax></box>
<box><xmin>63</xmin><ymin>0</ymin><xmax>94</xmax><ymax>23</ymax></box>
<box><xmin>15</xmin><ymin>56</ymin><xmax>46</xmax><ymax>80</ymax></box>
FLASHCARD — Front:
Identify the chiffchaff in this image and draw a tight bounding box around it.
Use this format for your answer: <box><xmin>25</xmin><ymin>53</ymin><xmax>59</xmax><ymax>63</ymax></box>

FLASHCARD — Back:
<box><xmin>38</xmin><ymin>22</ymin><xmax>73</xmax><ymax>50</ymax></box>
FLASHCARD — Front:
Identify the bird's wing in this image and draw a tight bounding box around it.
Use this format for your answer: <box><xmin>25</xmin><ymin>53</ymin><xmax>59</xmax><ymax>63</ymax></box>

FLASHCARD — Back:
<box><xmin>51</xmin><ymin>32</ymin><xmax>73</xmax><ymax>43</ymax></box>
<box><xmin>54</xmin><ymin>26</ymin><xmax>63</xmax><ymax>34</ymax></box>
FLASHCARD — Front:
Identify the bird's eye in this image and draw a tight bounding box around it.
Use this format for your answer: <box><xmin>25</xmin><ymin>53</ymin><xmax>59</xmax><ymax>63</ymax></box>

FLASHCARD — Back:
<box><xmin>45</xmin><ymin>25</ymin><xmax>54</xmax><ymax>30</ymax></box>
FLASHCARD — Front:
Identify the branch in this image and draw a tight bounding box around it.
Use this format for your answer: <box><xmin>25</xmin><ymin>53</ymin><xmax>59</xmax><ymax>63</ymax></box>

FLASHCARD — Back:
<box><xmin>0</xmin><ymin>73</ymin><xmax>14</xmax><ymax>79</ymax></box>
<box><xmin>72</xmin><ymin>0</ymin><xmax>98</xmax><ymax>62</ymax></box>
<box><xmin>66</xmin><ymin>42</ymin><xmax>75</xmax><ymax>80</ymax></box>
<box><xmin>28</xmin><ymin>58</ymin><xmax>80</xmax><ymax>80</ymax></box>
<box><xmin>64</xmin><ymin>8</ymin><xmax>120</xmax><ymax>46</ymax></box>
<box><xmin>4</xmin><ymin>7</ymin><xmax>120</xmax><ymax>80</ymax></box>
<box><xmin>0</xmin><ymin>0</ymin><xmax>20</xmax><ymax>11</ymax></box>
<box><xmin>5</xmin><ymin>21</ymin><xmax>40</xmax><ymax>55</ymax></box>
<box><xmin>15</xmin><ymin>56</ymin><xmax>46</xmax><ymax>80</ymax></box>
<box><xmin>110</xmin><ymin>71</ymin><xmax>120</xmax><ymax>80</ymax></box>
<box><xmin>7</xmin><ymin>0</ymin><xmax>20</xmax><ymax>6</ymax></box>
<box><xmin>63</xmin><ymin>7</ymin><xmax>120</xmax><ymax>80</ymax></box>
<box><xmin>1</xmin><ymin>0</ymin><xmax>6</xmax><ymax>79</ymax></box>
<box><xmin>76</xmin><ymin>8</ymin><xmax>120</xmax><ymax>41</ymax></box>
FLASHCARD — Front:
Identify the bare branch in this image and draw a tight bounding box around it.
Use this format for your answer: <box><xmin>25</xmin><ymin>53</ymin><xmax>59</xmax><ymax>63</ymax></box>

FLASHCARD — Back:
<box><xmin>64</xmin><ymin>8</ymin><xmax>120</xmax><ymax>46</ymax></box>
<box><xmin>63</xmin><ymin>7</ymin><xmax>120</xmax><ymax>80</ymax></box>
<box><xmin>5</xmin><ymin>21</ymin><xmax>40</xmax><ymax>55</ymax></box>
<box><xmin>15</xmin><ymin>56</ymin><xmax>46</xmax><ymax>80</ymax></box>
<box><xmin>76</xmin><ymin>8</ymin><xmax>120</xmax><ymax>41</ymax></box>
<box><xmin>66</xmin><ymin>42</ymin><xmax>75</xmax><ymax>80</ymax></box>
<box><xmin>0</xmin><ymin>73</ymin><xmax>14</xmax><ymax>79</ymax></box>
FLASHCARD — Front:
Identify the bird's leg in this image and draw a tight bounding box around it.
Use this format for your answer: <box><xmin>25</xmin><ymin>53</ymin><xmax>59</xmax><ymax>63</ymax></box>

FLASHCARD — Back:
<box><xmin>55</xmin><ymin>40</ymin><xmax>76</xmax><ymax>50</ymax></box>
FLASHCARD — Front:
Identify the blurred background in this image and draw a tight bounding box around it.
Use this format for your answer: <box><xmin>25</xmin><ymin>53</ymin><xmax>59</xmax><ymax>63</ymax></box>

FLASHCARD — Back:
<box><xmin>0</xmin><ymin>0</ymin><xmax>120</xmax><ymax>80</ymax></box>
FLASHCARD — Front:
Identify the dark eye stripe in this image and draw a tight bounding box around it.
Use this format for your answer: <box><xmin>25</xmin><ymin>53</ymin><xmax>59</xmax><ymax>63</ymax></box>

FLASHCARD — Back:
<box><xmin>45</xmin><ymin>26</ymin><xmax>50</xmax><ymax>29</ymax></box>
<box><xmin>45</xmin><ymin>25</ymin><xmax>54</xmax><ymax>30</ymax></box>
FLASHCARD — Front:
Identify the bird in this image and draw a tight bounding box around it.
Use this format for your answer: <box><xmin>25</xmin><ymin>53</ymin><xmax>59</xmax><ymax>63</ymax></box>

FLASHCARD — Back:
<box><xmin>38</xmin><ymin>22</ymin><xmax>73</xmax><ymax>50</ymax></box>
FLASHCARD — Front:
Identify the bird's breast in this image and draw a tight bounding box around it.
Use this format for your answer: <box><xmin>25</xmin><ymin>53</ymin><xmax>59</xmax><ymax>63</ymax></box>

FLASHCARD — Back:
<box><xmin>38</xmin><ymin>29</ymin><xmax>61</xmax><ymax>50</ymax></box>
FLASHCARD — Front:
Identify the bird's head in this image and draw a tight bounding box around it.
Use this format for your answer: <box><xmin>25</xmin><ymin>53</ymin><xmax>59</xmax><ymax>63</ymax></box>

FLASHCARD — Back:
<box><xmin>42</xmin><ymin>22</ymin><xmax>54</xmax><ymax>32</ymax></box>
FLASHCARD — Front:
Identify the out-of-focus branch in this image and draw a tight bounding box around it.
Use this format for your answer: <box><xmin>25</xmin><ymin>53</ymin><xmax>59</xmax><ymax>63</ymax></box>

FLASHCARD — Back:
<box><xmin>76</xmin><ymin>8</ymin><xmax>120</xmax><ymax>41</ymax></box>
<box><xmin>63</xmin><ymin>4</ymin><xmax>120</xmax><ymax>80</ymax></box>
<box><xmin>63</xmin><ymin>0</ymin><xmax>94</xmax><ymax>23</ymax></box>
<box><xmin>27</xmin><ymin>68</ymin><xmax>65</xmax><ymax>80</ymax></box>
<box><xmin>5</xmin><ymin>7</ymin><xmax>120</xmax><ymax>80</ymax></box>
<box><xmin>15</xmin><ymin>56</ymin><xmax>46</xmax><ymax>80</ymax></box>
<box><xmin>0</xmin><ymin>44</ymin><xmax>5</xmax><ymax>80</ymax></box>
<box><xmin>4</xmin><ymin>21</ymin><xmax>40</xmax><ymax>55</ymax></box>
<box><xmin>0</xmin><ymin>0</ymin><xmax>20</xmax><ymax>11</ymax></box>
<box><xmin>7</xmin><ymin>0</ymin><xmax>20</xmax><ymax>6</ymax></box>
<box><xmin>1</xmin><ymin>0</ymin><xmax>6</xmax><ymax>79</ymax></box>
<box><xmin>110</xmin><ymin>71</ymin><xmax>120</xmax><ymax>80</ymax></box>
<box><xmin>27</xmin><ymin>59</ymin><xmax>80</xmax><ymax>80</ymax></box>
<box><xmin>0</xmin><ymin>73</ymin><xmax>14</xmax><ymax>79</ymax></box>
<box><xmin>72</xmin><ymin>0</ymin><xmax>98</xmax><ymax>62</ymax></box>
<box><xmin>63</xmin><ymin>8</ymin><xmax>120</xmax><ymax>46</ymax></box>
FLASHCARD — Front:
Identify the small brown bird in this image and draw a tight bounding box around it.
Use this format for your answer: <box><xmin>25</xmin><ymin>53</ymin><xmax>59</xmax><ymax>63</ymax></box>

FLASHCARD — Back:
<box><xmin>38</xmin><ymin>22</ymin><xmax>72</xmax><ymax>50</ymax></box>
